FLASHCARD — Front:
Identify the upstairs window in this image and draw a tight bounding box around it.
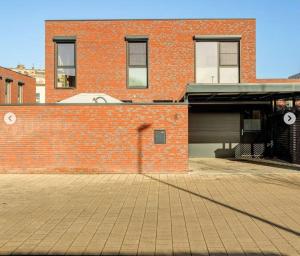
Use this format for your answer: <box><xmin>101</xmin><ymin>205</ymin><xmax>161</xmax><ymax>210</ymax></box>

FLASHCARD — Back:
<box><xmin>18</xmin><ymin>82</ymin><xmax>24</xmax><ymax>104</ymax></box>
<box><xmin>5</xmin><ymin>79</ymin><xmax>11</xmax><ymax>104</ymax></box>
<box><xmin>195</xmin><ymin>40</ymin><xmax>240</xmax><ymax>84</ymax></box>
<box><xmin>54</xmin><ymin>37</ymin><xmax>76</xmax><ymax>88</ymax></box>
<box><xmin>126</xmin><ymin>37</ymin><xmax>148</xmax><ymax>88</ymax></box>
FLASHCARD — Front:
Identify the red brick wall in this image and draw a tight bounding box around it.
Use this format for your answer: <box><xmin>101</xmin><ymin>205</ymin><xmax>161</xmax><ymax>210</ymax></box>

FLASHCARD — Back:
<box><xmin>45</xmin><ymin>19</ymin><xmax>256</xmax><ymax>103</ymax></box>
<box><xmin>0</xmin><ymin>104</ymin><xmax>188</xmax><ymax>173</ymax></box>
<box><xmin>0</xmin><ymin>66</ymin><xmax>36</xmax><ymax>104</ymax></box>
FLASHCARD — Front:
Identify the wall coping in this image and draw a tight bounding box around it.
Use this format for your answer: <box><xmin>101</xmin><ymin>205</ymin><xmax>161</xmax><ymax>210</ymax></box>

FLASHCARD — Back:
<box><xmin>0</xmin><ymin>102</ymin><xmax>188</xmax><ymax>107</ymax></box>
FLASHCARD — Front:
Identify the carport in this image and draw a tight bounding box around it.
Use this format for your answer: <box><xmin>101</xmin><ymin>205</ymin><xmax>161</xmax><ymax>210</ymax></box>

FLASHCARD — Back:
<box><xmin>185</xmin><ymin>83</ymin><xmax>300</xmax><ymax>162</ymax></box>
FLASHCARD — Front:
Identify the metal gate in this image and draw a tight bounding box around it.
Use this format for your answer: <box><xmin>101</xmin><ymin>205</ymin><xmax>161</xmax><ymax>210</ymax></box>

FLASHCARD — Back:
<box><xmin>272</xmin><ymin>111</ymin><xmax>300</xmax><ymax>163</ymax></box>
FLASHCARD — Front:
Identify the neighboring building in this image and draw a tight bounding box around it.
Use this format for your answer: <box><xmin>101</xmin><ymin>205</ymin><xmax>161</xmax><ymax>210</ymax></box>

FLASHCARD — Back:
<box><xmin>11</xmin><ymin>64</ymin><xmax>46</xmax><ymax>103</ymax></box>
<box><xmin>289</xmin><ymin>73</ymin><xmax>300</xmax><ymax>79</ymax></box>
<box><xmin>0</xmin><ymin>66</ymin><xmax>36</xmax><ymax>104</ymax></box>
<box><xmin>35</xmin><ymin>85</ymin><xmax>45</xmax><ymax>103</ymax></box>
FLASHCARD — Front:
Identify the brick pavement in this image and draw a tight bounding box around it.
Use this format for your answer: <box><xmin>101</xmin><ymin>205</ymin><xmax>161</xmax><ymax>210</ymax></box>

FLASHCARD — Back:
<box><xmin>0</xmin><ymin>159</ymin><xmax>299</xmax><ymax>255</ymax></box>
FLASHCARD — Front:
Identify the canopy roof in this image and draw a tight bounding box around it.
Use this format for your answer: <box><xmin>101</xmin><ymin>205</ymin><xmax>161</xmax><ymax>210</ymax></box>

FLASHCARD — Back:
<box><xmin>186</xmin><ymin>83</ymin><xmax>300</xmax><ymax>102</ymax></box>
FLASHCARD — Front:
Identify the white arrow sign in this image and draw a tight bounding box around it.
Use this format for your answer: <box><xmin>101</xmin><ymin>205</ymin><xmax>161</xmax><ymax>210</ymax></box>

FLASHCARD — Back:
<box><xmin>4</xmin><ymin>112</ymin><xmax>17</xmax><ymax>125</ymax></box>
<box><xmin>283</xmin><ymin>112</ymin><xmax>296</xmax><ymax>125</ymax></box>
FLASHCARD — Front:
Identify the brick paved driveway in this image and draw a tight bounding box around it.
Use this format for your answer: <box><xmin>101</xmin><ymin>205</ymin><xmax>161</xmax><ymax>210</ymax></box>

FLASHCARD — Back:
<box><xmin>0</xmin><ymin>159</ymin><xmax>299</xmax><ymax>255</ymax></box>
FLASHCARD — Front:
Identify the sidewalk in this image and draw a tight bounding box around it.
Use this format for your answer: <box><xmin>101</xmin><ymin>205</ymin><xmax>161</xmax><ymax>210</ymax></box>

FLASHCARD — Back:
<box><xmin>0</xmin><ymin>162</ymin><xmax>299</xmax><ymax>255</ymax></box>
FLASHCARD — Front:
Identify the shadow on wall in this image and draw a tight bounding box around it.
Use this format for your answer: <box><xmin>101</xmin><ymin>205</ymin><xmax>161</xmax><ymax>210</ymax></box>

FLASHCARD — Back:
<box><xmin>137</xmin><ymin>123</ymin><xmax>152</xmax><ymax>174</ymax></box>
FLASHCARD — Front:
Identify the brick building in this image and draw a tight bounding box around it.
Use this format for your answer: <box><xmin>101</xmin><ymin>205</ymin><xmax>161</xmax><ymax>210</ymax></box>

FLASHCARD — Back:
<box><xmin>45</xmin><ymin>19</ymin><xmax>257</xmax><ymax>103</ymax></box>
<box><xmin>10</xmin><ymin>64</ymin><xmax>46</xmax><ymax>103</ymax></box>
<box><xmin>0</xmin><ymin>66</ymin><xmax>36</xmax><ymax>104</ymax></box>
<box><xmin>1</xmin><ymin>18</ymin><xmax>300</xmax><ymax>173</ymax></box>
<box><xmin>45</xmin><ymin>18</ymin><xmax>300</xmax><ymax>157</ymax></box>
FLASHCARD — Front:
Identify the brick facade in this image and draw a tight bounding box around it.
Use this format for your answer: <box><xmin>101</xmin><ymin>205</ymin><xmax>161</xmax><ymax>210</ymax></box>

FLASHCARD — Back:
<box><xmin>0</xmin><ymin>66</ymin><xmax>36</xmax><ymax>104</ymax></box>
<box><xmin>0</xmin><ymin>104</ymin><xmax>188</xmax><ymax>173</ymax></box>
<box><xmin>45</xmin><ymin>19</ymin><xmax>256</xmax><ymax>103</ymax></box>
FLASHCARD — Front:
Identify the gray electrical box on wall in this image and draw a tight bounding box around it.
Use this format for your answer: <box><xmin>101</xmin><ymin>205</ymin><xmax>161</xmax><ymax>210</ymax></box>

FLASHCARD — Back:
<box><xmin>154</xmin><ymin>130</ymin><xmax>166</xmax><ymax>144</ymax></box>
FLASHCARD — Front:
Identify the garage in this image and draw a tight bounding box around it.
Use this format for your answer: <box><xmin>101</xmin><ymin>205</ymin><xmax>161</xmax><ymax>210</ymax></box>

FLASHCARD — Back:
<box><xmin>186</xmin><ymin>83</ymin><xmax>300</xmax><ymax>161</ymax></box>
<box><xmin>189</xmin><ymin>111</ymin><xmax>240</xmax><ymax>157</ymax></box>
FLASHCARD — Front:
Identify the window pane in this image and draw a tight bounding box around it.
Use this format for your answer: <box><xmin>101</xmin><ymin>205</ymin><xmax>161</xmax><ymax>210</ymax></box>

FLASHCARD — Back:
<box><xmin>129</xmin><ymin>54</ymin><xmax>146</xmax><ymax>66</ymax></box>
<box><xmin>57</xmin><ymin>43</ymin><xmax>75</xmax><ymax>66</ymax></box>
<box><xmin>57</xmin><ymin>68</ymin><xmax>76</xmax><ymax>88</ymax></box>
<box><xmin>18</xmin><ymin>85</ymin><xmax>23</xmax><ymax>104</ymax></box>
<box><xmin>219</xmin><ymin>67</ymin><xmax>239</xmax><ymax>83</ymax></box>
<box><xmin>244</xmin><ymin>119</ymin><xmax>261</xmax><ymax>131</ymax></box>
<box><xmin>252</xmin><ymin>110</ymin><xmax>261</xmax><ymax>119</ymax></box>
<box><xmin>220</xmin><ymin>42</ymin><xmax>238</xmax><ymax>54</ymax></box>
<box><xmin>128</xmin><ymin>67</ymin><xmax>147</xmax><ymax>87</ymax></box>
<box><xmin>5</xmin><ymin>82</ymin><xmax>11</xmax><ymax>104</ymax></box>
<box><xmin>196</xmin><ymin>42</ymin><xmax>218</xmax><ymax>83</ymax></box>
<box><xmin>129</xmin><ymin>42</ymin><xmax>146</xmax><ymax>54</ymax></box>
<box><xmin>129</xmin><ymin>42</ymin><xmax>147</xmax><ymax>66</ymax></box>
<box><xmin>220</xmin><ymin>53</ymin><xmax>238</xmax><ymax>66</ymax></box>
<box><xmin>36</xmin><ymin>93</ymin><xmax>40</xmax><ymax>103</ymax></box>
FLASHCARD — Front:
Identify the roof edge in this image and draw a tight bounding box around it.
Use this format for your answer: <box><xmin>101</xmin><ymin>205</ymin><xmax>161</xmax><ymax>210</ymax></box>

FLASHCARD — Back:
<box><xmin>45</xmin><ymin>18</ymin><xmax>256</xmax><ymax>22</ymax></box>
<box><xmin>0</xmin><ymin>65</ymin><xmax>36</xmax><ymax>80</ymax></box>
<box><xmin>186</xmin><ymin>83</ymin><xmax>300</xmax><ymax>94</ymax></box>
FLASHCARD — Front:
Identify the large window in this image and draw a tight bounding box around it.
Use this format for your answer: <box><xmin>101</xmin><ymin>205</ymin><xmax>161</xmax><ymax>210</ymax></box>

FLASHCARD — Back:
<box><xmin>127</xmin><ymin>41</ymin><xmax>148</xmax><ymax>88</ymax></box>
<box><xmin>55</xmin><ymin>41</ymin><xmax>76</xmax><ymax>88</ymax></box>
<box><xmin>5</xmin><ymin>80</ymin><xmax>11</xmax><ymax>104</ymax></box>
<box><xmin>196</xmin><ymin>41</ymin><xmax>239</xmax><ymax>83</ymax></box>
<box><xmin>17</xmin><ymin>83</ymin><xmax>23</xmax><ymax>104</ymax></box>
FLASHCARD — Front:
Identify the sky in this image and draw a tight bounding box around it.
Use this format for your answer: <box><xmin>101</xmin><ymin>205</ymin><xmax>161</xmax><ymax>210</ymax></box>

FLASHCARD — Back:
<box><xmin>0</xmin><ymin>0</ymin><xmax>299</xmax><ymax>78</ymax></box>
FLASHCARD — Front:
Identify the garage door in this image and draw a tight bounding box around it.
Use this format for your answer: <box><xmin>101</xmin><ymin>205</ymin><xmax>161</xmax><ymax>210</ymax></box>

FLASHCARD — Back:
<box><xmin>189</xmin><ymin>112</ymin><xmax>240</xmax><ymax>157</ymax></box>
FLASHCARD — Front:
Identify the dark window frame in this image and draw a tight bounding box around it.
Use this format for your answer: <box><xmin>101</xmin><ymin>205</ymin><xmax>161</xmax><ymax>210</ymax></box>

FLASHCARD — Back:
<box><xmin>194</xmin><ymin>38</ymin><xmax>241</xmax><ymax>84</ymax></box>
<box><xmin>53</xmin><ymin>37</ymin><xmax>77</xmax><ymax>89</ymax></box>
<box><xmin>126</xmin><ymin>38</ymin><xmax>149</xmax><ymax>89</ymax></box>
<box><xmin>219</xmin><ymin>41</ymin><xmax>239</xmax><ymax>67</ymax></box>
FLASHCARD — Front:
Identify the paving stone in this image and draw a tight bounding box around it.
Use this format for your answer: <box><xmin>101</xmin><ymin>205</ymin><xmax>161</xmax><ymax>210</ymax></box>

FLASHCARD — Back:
<box><xmin>0</xmin><ymin>159</ymin><xmax>299</xmax><ymax>255</ymax></box>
